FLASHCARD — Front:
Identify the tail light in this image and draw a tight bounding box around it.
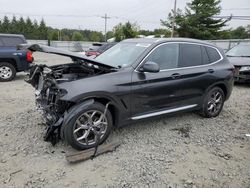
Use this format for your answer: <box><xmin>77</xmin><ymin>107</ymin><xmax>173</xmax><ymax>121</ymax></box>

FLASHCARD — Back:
<box><xmin>86</xmin><ymin>51</ymin><xmax>100</xmax><ymax>57</ymax></box>
<box><xmin>26</xmin><ymin>50</ymin><xmax>33</xmax><ymax>62</ymax></box>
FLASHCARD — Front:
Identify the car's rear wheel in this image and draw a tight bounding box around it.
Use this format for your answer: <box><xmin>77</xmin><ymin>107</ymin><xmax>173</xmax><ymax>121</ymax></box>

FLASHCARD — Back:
<box><xmin>64</xmin><ymin>102</ymin><xmax>113</xmax><ymax>150</ymax></box>
<box><xmin>0</xmin><ymin>62</ymin><xmax>16</xmax><ymax>82</ymax></box>
<box><xmin>200</xmin><ymin>87</ymin><xmax>225</xmax><ymax>118</ymax></box>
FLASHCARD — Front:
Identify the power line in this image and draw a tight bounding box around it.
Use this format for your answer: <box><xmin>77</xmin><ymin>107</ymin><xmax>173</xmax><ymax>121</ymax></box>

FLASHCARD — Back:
<box><xmin>222</xmin><ymin>8</ymin><xmax>250</xmax><ymax>10</ymax></box>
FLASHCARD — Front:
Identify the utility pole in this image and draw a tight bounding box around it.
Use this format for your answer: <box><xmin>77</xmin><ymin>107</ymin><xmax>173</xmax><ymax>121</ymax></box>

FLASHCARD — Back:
<box><xmin>171</xmin><ymin>0</ymin><xmax>177</xmax><ymax>38</ymax></box>
<box><xmin>101</xmin><ymin>14</ymin><xmax>111</xmax><ymax>42</ymax></box>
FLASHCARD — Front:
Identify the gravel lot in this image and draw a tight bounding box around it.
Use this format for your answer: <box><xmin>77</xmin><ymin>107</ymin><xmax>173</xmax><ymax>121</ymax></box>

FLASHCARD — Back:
<box><xmin>0</xmin><ymin>52</ymin><xmax>250</xmax><ymax>188</ymax></box>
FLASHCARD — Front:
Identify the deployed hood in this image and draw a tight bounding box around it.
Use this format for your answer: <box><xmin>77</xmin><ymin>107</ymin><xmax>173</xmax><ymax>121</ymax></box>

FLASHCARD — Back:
<box><xmin>19</xmin><ymin>44</ymin><xmax>115</xmax><ymax>69</ymax></box>
<box><xmin>227</xmin><ymin>56</ymin><xmax>250</xmax><ymax>67</ymax></box>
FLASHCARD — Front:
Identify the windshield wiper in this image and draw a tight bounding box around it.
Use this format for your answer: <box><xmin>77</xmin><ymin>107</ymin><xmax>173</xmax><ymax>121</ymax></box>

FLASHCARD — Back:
<box><xmin>239</xmin><ymin>55</ymin><xmax>250</xmax><ymax>57</ymax></box>
<box><xmin>226</xmin><ymin>55</ymin><xmax>250</xmax><ymax>57</ymax></box>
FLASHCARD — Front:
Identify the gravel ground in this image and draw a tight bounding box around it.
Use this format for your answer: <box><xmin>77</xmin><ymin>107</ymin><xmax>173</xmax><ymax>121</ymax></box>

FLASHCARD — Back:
<box><xmin>0</xmin><ymin>52</ymin><xmax>250</xmax><ymax>188</ymax></box>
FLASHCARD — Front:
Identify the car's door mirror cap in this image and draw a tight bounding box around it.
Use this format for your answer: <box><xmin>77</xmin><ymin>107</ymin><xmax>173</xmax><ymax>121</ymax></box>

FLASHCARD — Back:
<box><xmin>139</xmin><ymin>61</ymin><xmax>160</xmax><ymax>73</ymax></box>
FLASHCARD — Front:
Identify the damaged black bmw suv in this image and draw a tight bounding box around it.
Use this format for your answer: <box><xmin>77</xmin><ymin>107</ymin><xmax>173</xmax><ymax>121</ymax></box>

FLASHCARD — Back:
<box><xmin>26</xmin><ymin>38</ymin><xmax>234</xmax><ymax>150</ymax></box>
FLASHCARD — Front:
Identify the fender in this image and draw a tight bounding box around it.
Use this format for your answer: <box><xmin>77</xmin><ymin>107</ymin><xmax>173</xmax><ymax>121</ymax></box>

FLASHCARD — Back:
<box><xmin>60</xmin><ymin>99</ymin><xmax>95</xmax><ymax>139</ymax></box>
<box><xmin>203</xmin><ymin>81</ymin><xmax>231</xmax><ymax>101</ymax></box>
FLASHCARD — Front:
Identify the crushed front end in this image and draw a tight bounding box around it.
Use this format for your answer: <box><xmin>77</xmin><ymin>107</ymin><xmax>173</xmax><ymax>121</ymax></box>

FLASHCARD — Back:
<box><xmin>234</xmin><ymin>66</ymin><xmax>250</xmax><ymax>82</ymax></box>
<box><xmin>26</xmin><ymin>65</ymin><xmax>72</xmax><ymax>144</ymax></box>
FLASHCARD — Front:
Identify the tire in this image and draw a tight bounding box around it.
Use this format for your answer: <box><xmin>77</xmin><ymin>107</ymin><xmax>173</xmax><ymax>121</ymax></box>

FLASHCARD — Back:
<box><xmin>0</xmin><ymin>62</ymin><xmax>16</xmax><ymax>82</ymax></box>
<box><xmin>200</xmin><ymin>87</ymin><xmax>225</xmax><ymax>118</ymax></box>
<box><xmin>64</xmin><ymin>102</ymin><xmax>113</xmax><ymax>150</ymax></box>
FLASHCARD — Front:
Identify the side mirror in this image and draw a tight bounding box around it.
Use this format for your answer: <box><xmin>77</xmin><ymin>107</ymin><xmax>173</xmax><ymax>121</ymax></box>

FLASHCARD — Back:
<box><xmin>139</xmin><ymin>61</ymin><xmax>160</xmax><ymax>73</ymax></box>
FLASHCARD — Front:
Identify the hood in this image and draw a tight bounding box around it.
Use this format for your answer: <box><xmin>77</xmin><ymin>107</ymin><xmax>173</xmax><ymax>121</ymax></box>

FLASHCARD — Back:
<box><xmin>19</xmin><ymin>44</ymin><xmax>115</xmax><ymax>69</ymax></box>
<box><xmin>227</xmin><ymin>56</ymin><xmax>250</xmax><ymax>67</ymax></box>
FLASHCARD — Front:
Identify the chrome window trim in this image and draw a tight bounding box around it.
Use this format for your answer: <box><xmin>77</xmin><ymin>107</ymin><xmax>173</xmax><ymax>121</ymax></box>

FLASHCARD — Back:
<box><xmin>135</xmin><ymin>41</ymin><xmax>223</xmax><ymax>73</ymax></box>
<box><xmin>131</xmin><ymin>104</ymin><xmax>197</xmax><ymax>120</ymax></box>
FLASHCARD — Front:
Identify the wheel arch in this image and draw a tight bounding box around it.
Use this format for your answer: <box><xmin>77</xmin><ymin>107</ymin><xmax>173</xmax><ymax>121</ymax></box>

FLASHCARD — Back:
<box><xmin>0</xmin><ymin>58</ymin><xmax>17</xmax><ymax>70</ymax></box>
<box><xmin>79</xmin><ymin>96</ymin><xmax>121</xmax><ymax>128</ymax></box>
<box><xmin>205</xmin><ymin>82</ymin><xmax>228</xmax><ymax>100</ymax></box>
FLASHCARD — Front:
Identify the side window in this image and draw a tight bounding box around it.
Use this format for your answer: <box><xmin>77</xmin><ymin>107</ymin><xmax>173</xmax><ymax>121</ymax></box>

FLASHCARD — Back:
<box><xmin>0</xmin><ymin>39</ymin><xmax>4</xmax><ymax>47</ymax></box>
<box><xmin>179</xmin><ymin>44</ymin><xmax>202</xmax><ymax>68</ymax></box>
<box><xmin>1</xmin><ymin>37</ymin><xmax>25</xmax><ymax>47</ymax></box>
<box><xmin>201</xmin><ymin>46</ymin><xmax>210</xmax><ymax>65</ymax></box>
<box><xmin>205</xmin><ymin>47</ymin><xmax>221</xmax><ymax>63</ymax></box>
<box><xmin>146</xmin><ymin>43</ymin><xmax>179</xmax><ymax>70</ymax></box>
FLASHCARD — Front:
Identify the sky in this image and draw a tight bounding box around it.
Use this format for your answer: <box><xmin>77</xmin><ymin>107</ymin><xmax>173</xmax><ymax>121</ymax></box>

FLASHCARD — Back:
<box><xmin>0</xmin><ymin>0</ymin><xmax>249</xmax><ymax>32</ymax></box>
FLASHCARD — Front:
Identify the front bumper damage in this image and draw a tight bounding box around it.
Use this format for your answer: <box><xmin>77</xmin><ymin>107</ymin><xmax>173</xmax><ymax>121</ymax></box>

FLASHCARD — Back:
<box><xmin>234</xmin><ymin>66</ymin><xmax>250</xmax><ymax>82</ymax></box>
<box><xmin>26</xmin><ymin>65</ymin><xmax>71</xmax><ymax>145</ymax></box>
<box><xmin>35</xmin><ymin>89</ymin><xmax>65</xmax><ymax>145</ymax></box>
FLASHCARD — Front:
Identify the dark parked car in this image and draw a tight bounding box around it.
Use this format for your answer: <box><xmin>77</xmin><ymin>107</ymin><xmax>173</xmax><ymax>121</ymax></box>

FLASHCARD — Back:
<box><xmin>85</xmin><ymin>42</ymin><xmax>117</xmax><ymax>57</ymax></box>
<box><xmin>26</xmin><ymin>38</ymin><xmax>234</xmax><ymax>150</ymax></box>
<box><xmin>226</xmin><ymin>44</ymin><xmax>250</xmax><ymax>82</ymax></box>
<box><xmin>0</xmin><ymin>34</ymin><xmax>33</xmax><ymax>81</ymax></box>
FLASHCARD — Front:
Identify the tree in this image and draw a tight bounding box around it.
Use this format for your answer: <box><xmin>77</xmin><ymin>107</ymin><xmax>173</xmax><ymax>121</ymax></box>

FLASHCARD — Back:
<box><xmin>90</xmin><ymin>32</ymin><xmax>102</xmax><ymax>42</ymax></box>
<box><xmin>113</xmin><ymin>22</ymin><xmax>138</xmax><ymax>42</ymax></box>
<box><xmin>48</xmin><ymin>30</ymin><xmax>59</xmax><ymax>40</ymax></box>
<box><xmin>72</xmin><ymin>31</ymin><xmax>84</xmax><ymax>41</ymax></box>
<box><xmin>25</xmin><ymin>17</ymin><xmax>33</xmax><ymax>39</ymax></box>
<box><xmin>1</xmin><ymin>16</ymin><xmax>10</xmax><ymax>33</ymax></box>
<box><xmin>10</xmin><ymin>16</ymin><xmax>18</xmax><ymax>34</ymax></box>
<box><xmin>231</xmin><ymin>26</ymin><xmax>248</xmax><ymax>39</ymax></box>
<box><xmin>122</xmin><ymin>22</ymin><xmax>138</xmax><ymax>39</ymax></box>
<box><xmin>38</xmin><ymin>19</ymin><xmax>48</xmax><ymax>39</ymax></box>
<box><xmin>17</xmin><ymin>17</ymin><xmax>26</xmax><ymax>35</ymax></box>
<box><xmin>106</xmin><ymin>31</ymin><xmax>114</xmax><ymax>40</ymax></box>
<box><xmin>161</xmin><ymin>0</ymin><xmax>230</xmax><ymax>39</ymax></box>
<box><xmin>113</xmin><ymin>23</ymin><xmax>124</xmax><ymax>42</ymax></box>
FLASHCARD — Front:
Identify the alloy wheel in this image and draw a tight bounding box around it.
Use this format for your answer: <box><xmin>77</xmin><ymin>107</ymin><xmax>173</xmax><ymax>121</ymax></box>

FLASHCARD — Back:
<box><xmin>73</xmin><ymin>110</ymin><xmax>108</xmax><ymax>146</ymax></box>
<box><xmin>207</xmin><ymin>90</ymin><xmax>223</xmax><ymax>116</ymax></box>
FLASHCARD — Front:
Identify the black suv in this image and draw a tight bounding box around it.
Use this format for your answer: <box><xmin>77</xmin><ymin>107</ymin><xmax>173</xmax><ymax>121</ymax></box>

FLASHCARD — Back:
<box><xmin>0</xmin><ymin>34</ymin><xmax>33</xmax><ymax>81</ymax></box>
<box><xmin>26</xmin><ymin>38</ymin><xmax>234</xmax><ymax>150</ymax></box>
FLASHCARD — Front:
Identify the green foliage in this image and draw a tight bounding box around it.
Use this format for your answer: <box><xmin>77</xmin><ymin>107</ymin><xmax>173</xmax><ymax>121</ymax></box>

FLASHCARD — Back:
<box><xmin>49</xmin><ymin>30</ymin><xmax>59</xmax><ymax>40</ymax></box>
<box><xmin>0</xmin><ymin>16</ymin><xmax>48</xmax><ymax>39</ymax></box>
<box><xmin>106</xmin><ymin>31</ymin><xmax>114</xmax><ymax>40</ymax></box>
<box><xmin>161</xmin><ymin>0</ymin><xmax>230</xmax><ymax>39</ymax></box>
<box><xmin>230</xmin><ymin>26</ymin><xmax>249</xmax><ymax>39</ymax></box>
<box><xmin>113</xmin><ymin>22</ymin><xmax>138</xmax><ymax>42</ymax></box>
<box><xmin>0</xmin><ymin>16</ymin><xmax>104</xmax><ymax>41</ymax></box>
<box><xmin>139</xmin><ymin>29</ymin><xmax>171</xmax><ymax>37</ymax></box>
<box><xmin>89</xmin><ymin>31</ymin><xmax>103</xmax><ymax>42</ymax></box>
<box><xmin>72</xmin><ymin>31</ymin><xmax>84</xmax><ymax>41</ymax></box>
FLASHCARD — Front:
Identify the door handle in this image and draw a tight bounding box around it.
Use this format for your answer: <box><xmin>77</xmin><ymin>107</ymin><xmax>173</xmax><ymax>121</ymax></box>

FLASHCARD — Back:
<box><xmin>171</xmin><ymin>73</ymin><xmax>181</xmax><ymax>79</ymax></box>
<box><xmin>208</xmin><ymin>69</ymin><xmax>214</xmax><ymax>73</ymax></box>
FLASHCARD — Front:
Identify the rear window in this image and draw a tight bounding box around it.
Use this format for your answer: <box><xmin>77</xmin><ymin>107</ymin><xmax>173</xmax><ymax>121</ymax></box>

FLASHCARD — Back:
<box><xmin>0</xmin><ymin>36</ymin><xmax>26</xmax><ymax>47</ymax></box>
<box><xmin>178</xmin><ymin>44</ymin><xmax>202</xmax><ymax>67</ymax></box>
<box><xmin>205</xmin><ymin>47</ymin><xmax>221</xmax><ymax>63</ymax></box>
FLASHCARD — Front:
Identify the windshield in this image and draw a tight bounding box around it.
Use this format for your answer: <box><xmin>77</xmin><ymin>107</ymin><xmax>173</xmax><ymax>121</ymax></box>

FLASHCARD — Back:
<box><xmin>95</xmin><ymin>42</ymin><xmax>151</xmax><ymax>68</ymax></box>
<box><xmin>226</xmin><ymin>45</ymin><xmax>250</xmax><ymax>57</ymax></box>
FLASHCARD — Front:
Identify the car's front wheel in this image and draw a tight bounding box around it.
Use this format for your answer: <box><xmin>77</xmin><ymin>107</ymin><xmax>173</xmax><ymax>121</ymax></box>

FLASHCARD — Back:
<box><xmin>0</xmin><ymin>62</ymin><xmax>16</xmax><ymax>82</ymax></box>
<box><xmin>64</xmin><ymin>102</ymin><xmax>113</xmax><ymax>150</ymax></box>
<box><xmin>200</xmin><ymin>87</ymin><xmax>225</xmax><ymax>118</ymax></box>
